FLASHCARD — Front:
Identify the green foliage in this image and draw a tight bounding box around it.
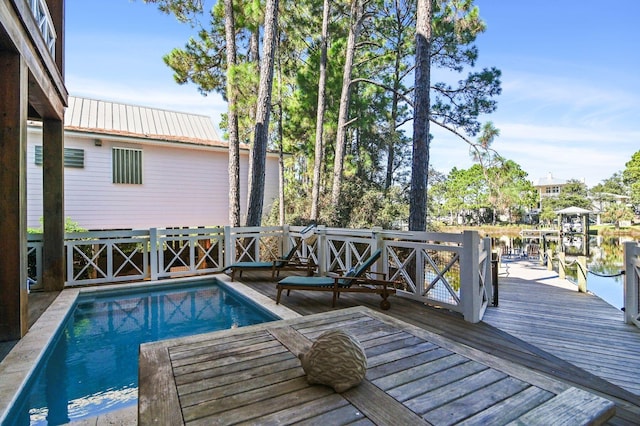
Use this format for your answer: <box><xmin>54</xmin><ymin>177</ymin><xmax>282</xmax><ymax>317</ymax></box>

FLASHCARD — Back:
<box><xmin>622</xmin><ymin>150</ymin><xmax>640</xmax><ymax>207</ymax></box>
<box><xmin>340</xmin><ymin>180</ymin><xmax>409</xmax><ymax>229</ymax></box>
<box><xmin>142</xmin><ymin>0</ymin><xmax>204</xmax><ymax>23</ymax></box>
<box><xmin>428</xmin><ymin>158</ymin><xmax>537</xmax><ymax>225</ymax></box>
<box><xmin>28</xmin><ymin>217</ymin><xmax>87</xmax><ymax>234</ymax></box>
<box><xmin>485</xmin><ymin>158</ymin><xmax>536</xmax><ymax>222</ymax></box>
<box><xmin>591</xmin><ymin>172</ymin><xmax>627</xmax><ymax>197</ymax></box>
<box><xmin>541</xmin><ymin>179</ymin><xmax>591</xmax><ymax>214</ymax></box>
<box><xmin>601</xmin><ymin>204</ymin><xmax>634</xmax><ymax>225</ymax></box>
<box><xmin>144</xmin><ymin>0</ymin><xmax>502</xmax><ymax>228</ymax></box>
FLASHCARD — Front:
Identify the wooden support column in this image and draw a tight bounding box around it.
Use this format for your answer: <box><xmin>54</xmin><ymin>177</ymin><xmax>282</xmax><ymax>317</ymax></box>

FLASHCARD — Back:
<box><xmin>0</xmin><ymin>51</ymin><xmax>29</xmax><ymax>340</ymax></box>
<box><xmin>42</xmin><ymin>119</ymin><xmax>65</xmax><ymax>291</ymax></box>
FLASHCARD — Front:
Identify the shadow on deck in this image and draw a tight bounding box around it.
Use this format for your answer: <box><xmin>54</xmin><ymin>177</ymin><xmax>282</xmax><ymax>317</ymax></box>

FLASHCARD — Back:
<box><xmin>0</xmin><ymin>291</ymin><xmax>59</xmax><ymax>361</ymax></box>
<box><xmin>234</xmin><ymin>266</ymin><xmax>640</xmax><ymax>425</ymax></box>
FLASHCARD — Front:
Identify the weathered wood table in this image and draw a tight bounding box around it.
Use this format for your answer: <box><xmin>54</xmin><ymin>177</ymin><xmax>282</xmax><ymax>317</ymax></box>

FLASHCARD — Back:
<box><xmin>139</xmin><ymin>306</ymin><xmax>614</xmax><ymax>425</ymax></box>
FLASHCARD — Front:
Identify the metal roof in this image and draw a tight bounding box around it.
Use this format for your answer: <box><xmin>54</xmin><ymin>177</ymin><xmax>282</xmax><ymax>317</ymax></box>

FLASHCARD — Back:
<box><xmin>64</xmin><ymin>96</ymin><xmax>225</xmax><ymax>147</ymax></box>
<box><xmin>555</xmin><ymin>206</ymin><xmax>591</xmax><ymax>214</ymax></box>
<box><xmin>535</xmin><ymin>173</ymin><xmax>567</xmax><ymax>187</ymax></box>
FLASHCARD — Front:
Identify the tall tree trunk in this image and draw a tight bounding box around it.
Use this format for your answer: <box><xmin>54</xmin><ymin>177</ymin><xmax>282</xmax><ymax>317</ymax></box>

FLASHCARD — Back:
<box><xmin>330</xmin><ymin>0</ymin><xmax>364</xmax><ymax>211</ymax></box>
<box><xmin>310</xmin><ymin>0</ymin><xmax>330</xmax><ymax>222</ymax></box>
<box><xmin>277</xmin><ymin>37</ymin><xmax>285</xmax><ymax>226</ymax></box>
<box><xmin>409</xmin><ymin>0</ymin><xmax>432</xmax><ymax>231</ymax></box>
<box><xmin>247</xmin><ymin>27</ymin><xmax>260</xmax><ymax>128</ymax></box>
<box><xmin>246</xmin><ymin>0</ymin><xmax>279</xmax><ymax>226</ymax></box>
<box><xmin>225</xmin><ymin>0</ymin><xmax>241</xmax><ymax>227</ymax></box>
<box><xmin>385</xmin><ymin>59</ymin><xmax>401</xmax><ymax>191</ymax></box>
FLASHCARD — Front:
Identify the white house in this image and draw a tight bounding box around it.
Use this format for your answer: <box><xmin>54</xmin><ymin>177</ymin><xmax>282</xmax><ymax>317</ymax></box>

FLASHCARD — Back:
<box><xmin>533</xmin><ymin>172</ymin><xmax>569</xmax><ymax>208</ymax></box>
<box><xmin>27</xmin><ymin>96</ymin><xmax>280</xmax><ymax>230</ymax></box>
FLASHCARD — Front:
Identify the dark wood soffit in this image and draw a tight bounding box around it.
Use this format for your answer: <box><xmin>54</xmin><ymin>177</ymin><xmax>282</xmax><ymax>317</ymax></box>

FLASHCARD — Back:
<box><xmin>1</xmin><ymin>0</ymin><xmax>67</xmax><ymax>120</ymax></box>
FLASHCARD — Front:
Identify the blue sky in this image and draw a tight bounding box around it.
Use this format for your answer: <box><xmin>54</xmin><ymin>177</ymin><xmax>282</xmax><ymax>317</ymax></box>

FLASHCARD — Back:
<box><xmin>65</xmin><ymin>0</ymin><xmax>640</xmax><ymax>188</ymax></box>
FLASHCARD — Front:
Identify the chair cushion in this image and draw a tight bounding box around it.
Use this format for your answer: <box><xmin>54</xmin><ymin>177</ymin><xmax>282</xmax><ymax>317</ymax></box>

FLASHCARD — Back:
<box><xmin>278</xmin><ymin>276</ymin><xmax>335</xmax><ymax>287</ymax></box>
<box><xmin>230</xmin><ymin>261</ymin><xmax>273</xmax><ymax>269</ymax></box>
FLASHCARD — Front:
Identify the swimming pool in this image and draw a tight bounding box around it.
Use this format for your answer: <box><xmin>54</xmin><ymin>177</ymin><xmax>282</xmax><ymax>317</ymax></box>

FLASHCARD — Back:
<box><xmin>5</xmin><ymin>279</ymin><xmax>280</xmax><ymax>425</ymax></box>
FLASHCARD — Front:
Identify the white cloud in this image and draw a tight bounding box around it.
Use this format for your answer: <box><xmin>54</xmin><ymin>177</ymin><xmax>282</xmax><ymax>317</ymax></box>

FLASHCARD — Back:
<box><xmin>430</xmin><ymin>120</ymin><xmax>639</xmax><ymax>187</ymax></box>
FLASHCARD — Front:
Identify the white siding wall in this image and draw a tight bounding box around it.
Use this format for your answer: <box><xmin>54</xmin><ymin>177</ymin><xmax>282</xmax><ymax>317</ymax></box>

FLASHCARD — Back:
<box><xmin>27</xmin><ymin>128</ymin><xmax>280</xmax><ymax>230</ymax></box>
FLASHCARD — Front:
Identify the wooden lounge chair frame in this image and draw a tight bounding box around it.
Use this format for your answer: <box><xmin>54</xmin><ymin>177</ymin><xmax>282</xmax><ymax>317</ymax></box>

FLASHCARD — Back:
<box><xmin>276</xmin><ymin>249</ymin><xmax>398</xmax><ymax>310</ymax></box>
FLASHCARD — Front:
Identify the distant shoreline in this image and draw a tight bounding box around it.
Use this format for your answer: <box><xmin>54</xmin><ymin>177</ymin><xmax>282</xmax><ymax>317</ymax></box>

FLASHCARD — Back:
<box><xmin>441</xmin><ymin>224</ymin><xmax>640</xmax><ymax>239</ymax></box>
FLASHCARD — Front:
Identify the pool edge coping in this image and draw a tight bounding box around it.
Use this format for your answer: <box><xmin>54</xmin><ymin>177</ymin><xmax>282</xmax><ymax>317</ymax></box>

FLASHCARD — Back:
<box><xmin>0</xmin><ymin>289</ymin><xmax>80</xmax><ymax>424</ymax></box>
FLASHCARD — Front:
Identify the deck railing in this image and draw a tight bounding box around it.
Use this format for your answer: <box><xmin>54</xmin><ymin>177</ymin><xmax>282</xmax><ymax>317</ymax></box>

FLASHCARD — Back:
<box><xmin>624</xmin><ymin>241</ymin><xmax>640</xmax><ymax>328</ymax></box>
<box><xmin>27</xmin><ymin>225</ymin><xmax>492</xmax><ymax>322</ymax></box>
<box><xmin>29</xmin><ymin>0</ymin><xmax>57</xmax><ymax>56</ymax></box>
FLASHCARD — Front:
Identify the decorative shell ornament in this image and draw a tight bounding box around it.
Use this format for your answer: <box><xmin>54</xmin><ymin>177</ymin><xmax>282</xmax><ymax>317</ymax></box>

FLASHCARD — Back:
<box><xmin>299</xmin><ymin>329</ymin><xmax>367</xmax><ymax>393</ymax></box>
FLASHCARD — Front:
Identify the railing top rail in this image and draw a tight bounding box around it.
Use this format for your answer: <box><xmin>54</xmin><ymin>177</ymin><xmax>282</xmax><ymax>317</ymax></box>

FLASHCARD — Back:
<box><xmin>157</xmin><ymin>227</ymin><xmax>224</xmax><ymax>237</ymax></box>
<box><xmin>383</xmin><ymin>231</ymin><xmax>465</xmax><ymax>244</ymax></box>
<box><xmin>64</xmin><ymin>230</ymin><xmax>151</xmax><ymax>239</ymax></box>
<box><xmin>228</xmin><ymin>226</ymin><xmax>283</xmax><ymax>234</ymax></box>
<box><xmin>318</xmin><ymin>226</ymin><xmax>466</xmax><ymax>244</ymax></box>
<box><xmin>383</xmin><ymin>240</ymin><xmax>464</xmax><ymax>252</ymax></box>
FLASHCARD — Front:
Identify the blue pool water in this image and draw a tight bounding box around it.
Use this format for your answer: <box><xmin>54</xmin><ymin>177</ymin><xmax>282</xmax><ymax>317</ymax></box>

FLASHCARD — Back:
<box><xmin>7</xmin><ymin>280</ymin><xmax>278</xmax><ymax>425</ymax></box>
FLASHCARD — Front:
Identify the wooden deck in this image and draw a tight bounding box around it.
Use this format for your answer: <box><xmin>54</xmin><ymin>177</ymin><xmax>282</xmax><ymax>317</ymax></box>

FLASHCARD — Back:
<box><xmin>222</xmin><ymin>261</ymin><xmax>640</xmax><ymax>425</ymax></box>
<box><xmin>8</xmin><ymin>256</ymin><xmax>640</xmax><ymax>424</ymax></box>
<box><xmin>139</xmin><ymin>307</ymin><xmax>614</xmax><ymax>425</ymax></box>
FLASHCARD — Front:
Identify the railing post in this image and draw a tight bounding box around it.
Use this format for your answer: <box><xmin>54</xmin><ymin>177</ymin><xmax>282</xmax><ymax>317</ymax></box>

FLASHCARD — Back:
<box><xmin>558</xmin><ymin>252</ymin><xmax>566</xmax><ymax>280</ymax></box>
<box><xmin>546</xmin><ymin>249</ymin><xmax>554</xmax><ymax>271</ymax></box>
<box><xmin>283</xmin><ymin>224</ymin><xmax>290</xmax><ymax>257</ymax></box>
<box><xmin>371</xmin><ymin>226</ymin><xmax>383</xmax><ymax>274</ymax></box>
<box><xmin>316</xmin><ymin>225</ymin><xmax>327</xmax><ymax>275</ymax></box>
<box><xmin>577</xmin><ymin>256</ymin><xmax>587</xmax><ymax>293</ymax></box>
<box><xmin>66</xmin><ymin>237</ymin><xmax>74</xmax><ymax>285</ymax></box>
<box><xmin>460</xmin><ymin>230</ymin><xmax>481</xmax><ymax>323</ymax></box>
<box><xmin>624</xmin><ymin>242</ymin><xmax>639</xmax><ymax>325</ymax></box>
<box><xmin>482</xmin><ymin>237</ymin><xmax>493</xmax><ymax>307</ymax></box>
<box><xmin>491</xmin><ymin>250</ymin><xmax>499</xmax><ymax>306</ymax></box>
<box><xmin>150</xmin><ymin>228</ymin><xmax>158</xmax><ymax>281</ymax></box>
<box><xmin>224</xmin><ymin>226</ymin><xmax>233</xmax><ymax>269</ymax></box>
<box><xmin>188</xmin><ymin>230</ymin><xmax>196</xmax><ymax>271</ymax></box>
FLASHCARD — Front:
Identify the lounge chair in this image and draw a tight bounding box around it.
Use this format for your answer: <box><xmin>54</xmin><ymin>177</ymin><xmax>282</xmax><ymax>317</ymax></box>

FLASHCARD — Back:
<box><xmin>276</xmin><ymin>249</ymin><xmax>397</xmax><ymax>310</ymax></box>
<box><xmin>226</xmin><ymin>237</ymin><xmax>314</xmax><ymax>281</ymax></box>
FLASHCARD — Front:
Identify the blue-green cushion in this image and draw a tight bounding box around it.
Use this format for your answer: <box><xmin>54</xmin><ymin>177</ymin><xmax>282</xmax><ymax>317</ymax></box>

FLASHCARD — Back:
<box><xmin>278</xmin><ymin>276</ymin><xmax>335</xmax><ymax>287</ymax></box>
<box><xmin>230</xmin><ymin>261</ymin><xmax>273</xmax><ymax>269</ymax></box>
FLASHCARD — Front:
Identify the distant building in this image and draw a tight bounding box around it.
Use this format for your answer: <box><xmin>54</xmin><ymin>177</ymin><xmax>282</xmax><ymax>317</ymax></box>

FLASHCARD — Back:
<box><xmin>533</xmin><ymin>172</ymin><xmax>569</xmax><ymax>208</ymax></box>
<box><xmin>27</xmin><ymin>96</ymin><xmax>280</xmax><ymax>230</ymax></box>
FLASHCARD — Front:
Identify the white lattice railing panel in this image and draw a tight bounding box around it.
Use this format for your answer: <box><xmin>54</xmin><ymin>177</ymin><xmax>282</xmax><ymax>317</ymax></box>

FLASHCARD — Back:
<box><xmin>112</xmin><ymin>243</ymin><xmax>145</xmax><ymax>277</ymax></box>
<box><xmin>324</xmin><ymin>235</ymin><xmax>375</xmax><ymax>272</ymax></box>
<box><xmin>228</xmin><ymin>226</ymin><xmax>282</xmax><ymax>263</ymax></box>
<box><xmin>65</xmin><ymin>231</ymin><xmax>150</xmax><ymax>285</ymax></box>
<box><xmin>154</xmin><ymin>228</ymin><xmax>224</xmax><ymax>279</ymax></box>
<box><xmin>423</xmin><ymin>248</ymin><xmax>461</xmax><ymax>306</ymax></box>
<box><xmin>194</xmin><ymin>238</ymin><xmax>223</xmax><ymax>270</ymax></box>
<box><xmin>70</xmin><ymin>242</ymin><xmax>108</xmax><ymax>283</ymax></box>
<box><xmin>160</xmin><ymin>239</ymin><xmax>191</xmax><ymax>273</ymax></box>
<box><xmin>384</xmin><ymin>240</ymin><xmax>463</xmax><ymax>311</ymax></box>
